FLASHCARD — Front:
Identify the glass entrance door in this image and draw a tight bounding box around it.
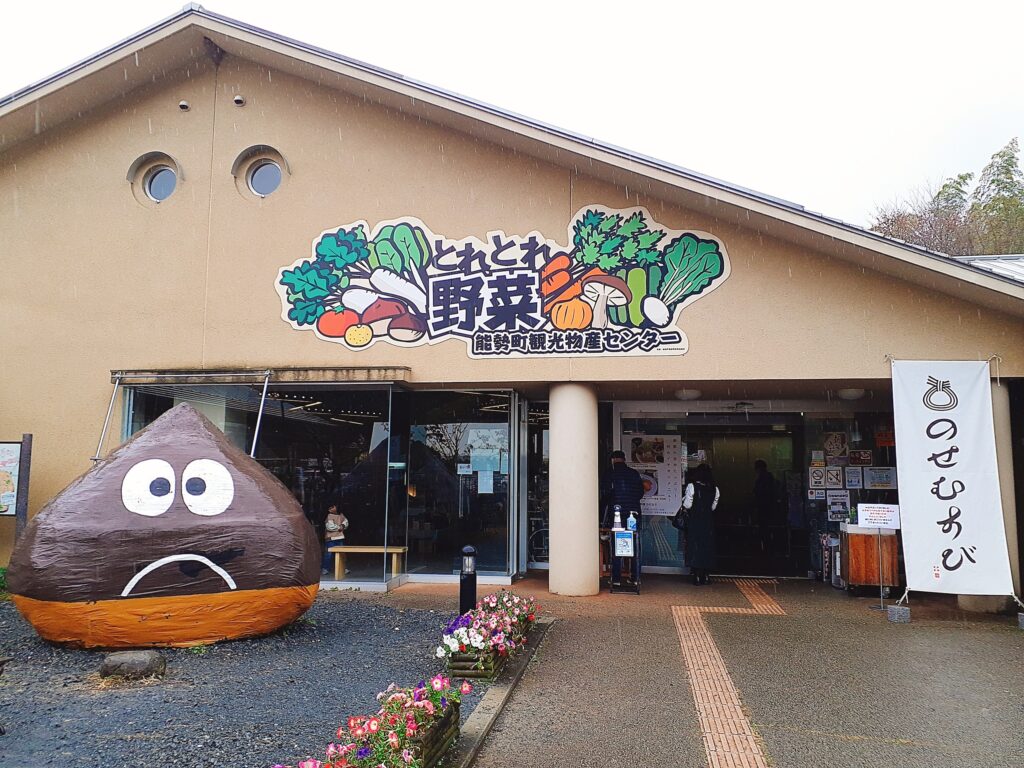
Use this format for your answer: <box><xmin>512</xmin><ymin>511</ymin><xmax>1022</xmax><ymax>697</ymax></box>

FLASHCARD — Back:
<box><xmin>405</xmin><ymin>391</ymin><xmax>513</xmax><ymax>576</ymax></box>
<box><xmin>619</xmin><ymin>412</ymin><xmax>803</xmax><ymax>577</ymax></box>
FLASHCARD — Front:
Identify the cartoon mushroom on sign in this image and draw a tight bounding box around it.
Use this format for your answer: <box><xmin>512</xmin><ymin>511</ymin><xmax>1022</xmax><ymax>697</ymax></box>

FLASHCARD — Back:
<box><xmin>388</xmin><ymin>313</ymin><xmax>427</xmax><ymax>343</ymax></box>
<box><xmin>581</xmin><ymin>274</ymin><xmax>632</xmax><ymax>329</ymax></box>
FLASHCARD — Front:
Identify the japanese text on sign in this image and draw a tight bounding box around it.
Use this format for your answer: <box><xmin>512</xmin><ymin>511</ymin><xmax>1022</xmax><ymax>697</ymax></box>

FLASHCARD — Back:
<box><xmin>277</xmin><ymin>207</ymin><xmax>731</xmax><ymax>358</ymax></box>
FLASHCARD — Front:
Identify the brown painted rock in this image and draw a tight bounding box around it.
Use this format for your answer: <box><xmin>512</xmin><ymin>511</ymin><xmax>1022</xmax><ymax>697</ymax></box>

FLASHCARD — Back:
<box><xmin>8</xmin><ymin>403</ymin><xmax>320</xmax><ymax>648</ymax></box>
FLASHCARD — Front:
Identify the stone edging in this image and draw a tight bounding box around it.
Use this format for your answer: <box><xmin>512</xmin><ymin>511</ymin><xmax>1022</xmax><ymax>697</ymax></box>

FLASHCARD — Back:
<box><xmin>449</xmin><ymin>616</ymin><xmax>555</xmax><ymax>768</ymax></box>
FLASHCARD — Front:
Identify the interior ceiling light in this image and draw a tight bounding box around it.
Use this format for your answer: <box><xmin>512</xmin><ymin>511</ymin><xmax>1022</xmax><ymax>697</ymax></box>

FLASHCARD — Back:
<box><xmin>288</xmin><ymin>400</ymin><xmax>323</xmax><ymax>411</ymax></box>
<box><xmin>836</xmin><ymin>388</ymin><xmax>866</xmax><ymax>401</ymax></box>
<box><xmin>674</xmin><ymin>388</ymin><xmax>702</xmax><ymax>400</ymax></box>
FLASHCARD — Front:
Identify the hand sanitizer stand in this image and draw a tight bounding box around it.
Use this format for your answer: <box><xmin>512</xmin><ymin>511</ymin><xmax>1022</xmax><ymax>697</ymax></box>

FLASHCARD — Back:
<box><xmin>609</xmin><ymin>506</ymin><xmax>641</xmax><ymax>595</ymax></box>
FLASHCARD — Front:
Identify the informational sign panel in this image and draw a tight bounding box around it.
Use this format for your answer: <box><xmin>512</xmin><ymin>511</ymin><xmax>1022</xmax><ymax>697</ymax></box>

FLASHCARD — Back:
<box><xmin>277</xmin><ymin>207</ymin><xmax>731</xmax><ymax>359</ymax></box>
<box><xmin>808</xmin><ymin>467</ymin><xmax>826</xmax><ymax>488</ymax></box>
<box><xmin>845</xmin><ymin>466</ymin><xmax>863</xmax><ymax>489</ymax></box>
<box><xmin>0</xmin><ymin>442</ymin><xmax>21</xmax><ymax>515</ymax></box>
<box><xmin>827</xmin><ymin>490</ymin><xmax>851</xmax><ymax>521</ymax></box>
<box><xmin>614</xmin><ymin>530</ymin><xmax>635</xmax><ymax>557</ymax></box>
<box><xmin>849</xmin><ymin>450</ymin><xmax>873</xmax><ymax>466</ymax></box>
<box><xmin>863</xmin><ymin>467</ymin><xmax>897</xmax><ymax>489</ymax></box>
<box><xmin>624</xmin><ymin>434</ymin><xmax>682</xmax><ymax>517</ymax></box>
<box><xmin>892</xmin><ymin>360</ymin><xmax>1014</xmax><ymax>596</ymax></box>
<box><xmin>857</xmin><ymin>503</ymin><xmax>901</xmax><ymax>529</ymax></box>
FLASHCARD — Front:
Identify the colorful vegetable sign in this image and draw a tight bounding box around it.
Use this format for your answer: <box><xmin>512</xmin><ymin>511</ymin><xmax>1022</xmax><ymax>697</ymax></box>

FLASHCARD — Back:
<box><xmin>276</xmin><ymin>207</ymin><xmax>730</xmax><ymax>357</ymax></box>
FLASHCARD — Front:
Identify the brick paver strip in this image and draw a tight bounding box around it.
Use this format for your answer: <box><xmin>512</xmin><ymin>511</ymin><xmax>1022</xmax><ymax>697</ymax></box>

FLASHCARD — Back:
<box><xmin>673</xmin><ymin>579</ymin><xmax>786</xmax><ymax>768</ymax></box>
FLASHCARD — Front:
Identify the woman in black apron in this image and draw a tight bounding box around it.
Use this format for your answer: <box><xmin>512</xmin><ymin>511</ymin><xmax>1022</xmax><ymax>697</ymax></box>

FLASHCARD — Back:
<box><xmin>680</xmin><ymin>464</ymin><xmax>720</xmax><ymax>585</ymax></box>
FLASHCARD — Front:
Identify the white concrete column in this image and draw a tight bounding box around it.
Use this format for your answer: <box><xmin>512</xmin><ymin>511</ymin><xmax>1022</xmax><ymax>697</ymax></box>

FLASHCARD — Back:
<box><xmin>548</xmin><ymin>382</ymin><xmax>600</xmax><ymax>596</ymax></box>
<box><xmin>958</xmin><ymin>380</ymin><xmax>1020</xmax><ymax>613</ymax></box>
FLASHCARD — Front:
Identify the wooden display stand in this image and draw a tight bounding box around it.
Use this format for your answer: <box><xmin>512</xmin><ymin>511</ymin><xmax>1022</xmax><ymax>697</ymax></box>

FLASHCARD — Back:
<box><xmin>840</xmin><ymin>524</ymin><xmax>899</xmax><ymax>588</ymax></box>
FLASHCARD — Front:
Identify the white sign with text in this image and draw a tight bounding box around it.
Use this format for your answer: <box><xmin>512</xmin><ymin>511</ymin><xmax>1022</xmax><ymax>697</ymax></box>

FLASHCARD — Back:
<box><xmin>892</xmin><ymin>360</ymin><xmax>1013</xmax><ymax>596</ymax></box>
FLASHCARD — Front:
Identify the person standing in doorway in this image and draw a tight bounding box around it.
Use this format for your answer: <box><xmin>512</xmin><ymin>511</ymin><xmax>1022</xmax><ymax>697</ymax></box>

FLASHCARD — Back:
<box><xmin>753</xmin><ymin>459</ymin><xmax>776</xmax><ymax>549</ymax></box>
<box><xmin>602</xmin><ymin>450</ymin><xmax>645</xmax><ymax>585</ymax></box>
<box><xmin>682</xmin><ymin>463</ymin><xmax>720</xmax><ymax>585</ymax></box>
<box><xmin>602</xmin><ymin>450</ymin><xmax>645</xmax><ymax>527</ymax></box>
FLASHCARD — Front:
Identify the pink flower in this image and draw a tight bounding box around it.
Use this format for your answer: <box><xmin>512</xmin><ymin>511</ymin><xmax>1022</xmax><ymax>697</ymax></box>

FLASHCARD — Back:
<box><xmin>388</xmin><ymin>731</ymin><xmax>400</xmax><ymax>748</ymax></box>
<box><xmin>298</xmin><ymin>759</ymin><xmax>322</xmax><ymax>768</ymax></box>
<box><xmin>326</xmin><ymin>743</ymin><xmax>339</xmax><ymax>757</ymax></box>
<box><xmin>431</xmin><ymin>677</ymin><xmax>444</xmax><ymax>691</ymax></box>
<box><xmin>367</xmin><ymin>717</ymin><xmax>380</xmax><ymax>733</ymax></box>
<box><xmin>402</xmin><ymin>749</ymin><xmax>414</xmax><ymax>764</ymax></box>
<box><xmin>460</xmin><ymin>681</ymin><xmax>472</xmax><ymax>694</ymax></box>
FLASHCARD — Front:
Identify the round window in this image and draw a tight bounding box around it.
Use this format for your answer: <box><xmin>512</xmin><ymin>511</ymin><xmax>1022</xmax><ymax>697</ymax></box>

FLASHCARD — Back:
<box><xmin>248</xmin><ymin>160</ymin><xmax>282</xmax><ymax>197</ymax></box>
<box><xmin>144</xmin><ymin>166</ymin><xmax>177</xmax><ymax>202</ymax></box>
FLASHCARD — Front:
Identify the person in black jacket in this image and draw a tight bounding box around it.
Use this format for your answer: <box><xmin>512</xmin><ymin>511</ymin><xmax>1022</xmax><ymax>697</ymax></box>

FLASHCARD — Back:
<box><xmin>602</xmin><ymin>450</ymin><xmax>645</xmax><ymax>586</ymax></box>
<box><xmin>602</xmin><ymin>450</ymin><xmax>645</xmax><ymax>527</ymax></box>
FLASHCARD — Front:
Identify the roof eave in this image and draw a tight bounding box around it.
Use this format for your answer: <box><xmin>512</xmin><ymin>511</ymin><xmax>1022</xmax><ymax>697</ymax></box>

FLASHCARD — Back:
<box><xmin>1</xmin><ymin>7</ymin><xmax>1022</xmax><ymax>306</ymax></box>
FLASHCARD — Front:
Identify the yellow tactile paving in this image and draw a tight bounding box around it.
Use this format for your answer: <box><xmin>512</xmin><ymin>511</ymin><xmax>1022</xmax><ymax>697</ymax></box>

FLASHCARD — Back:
<box><xmin>673</xmin><ymin>580</ymin><xmax>785</xmax><ymax>768</ymax></box>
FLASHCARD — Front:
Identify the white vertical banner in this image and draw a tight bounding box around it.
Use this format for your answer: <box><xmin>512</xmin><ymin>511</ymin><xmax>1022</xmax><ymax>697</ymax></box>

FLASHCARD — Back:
<box><xmin>892</xmin><ymin>360</ymin><xmax>1014</xmax><ymax>595</ymax></box>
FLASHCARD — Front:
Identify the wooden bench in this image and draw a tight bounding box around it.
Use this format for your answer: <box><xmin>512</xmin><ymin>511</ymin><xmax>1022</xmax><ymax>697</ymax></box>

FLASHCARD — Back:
<box><xmin>327</xmin><ymin>545</ymin><xmax>409</xmax><ymax>580</ymax></box>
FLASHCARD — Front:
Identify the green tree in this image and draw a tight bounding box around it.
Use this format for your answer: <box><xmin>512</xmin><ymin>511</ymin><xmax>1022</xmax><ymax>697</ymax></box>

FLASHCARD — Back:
<box><xmin>872</xmin><ymin>139</ymin><xmax>1024</xmax><ymax>255</ymax></box>
<box><xmin>970</xmin><ymin>138</ymin><xmax>1024</xmax><ymax>253</ymax></box>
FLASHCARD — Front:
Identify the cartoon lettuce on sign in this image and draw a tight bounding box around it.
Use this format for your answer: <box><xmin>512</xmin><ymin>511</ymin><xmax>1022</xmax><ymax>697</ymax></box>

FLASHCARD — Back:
<box><xmin>277</xmin><ymin>208</ymin><xmax>730</xmax><ymax>355</ymax></box>
<box><xmin>540</xmin><ymin>208</ymin><xmax>726</xmax><ymax>331</ymax></box>
<box><xmin>279</xmin><ymin>222</ymin><xmax>430</xmax><ymax>347</ymax></box>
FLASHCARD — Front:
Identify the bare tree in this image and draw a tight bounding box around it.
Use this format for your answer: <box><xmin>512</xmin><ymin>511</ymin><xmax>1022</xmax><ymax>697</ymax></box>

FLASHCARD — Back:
<box><xmin>424</xmin><ymin>423</ymin><xmax>468</xmax><ymax>462</ymax></box>
<box><xmin>871</xmin><ymin>139</ymin><xmax>1024</xmax><ymax>256</ymax></box>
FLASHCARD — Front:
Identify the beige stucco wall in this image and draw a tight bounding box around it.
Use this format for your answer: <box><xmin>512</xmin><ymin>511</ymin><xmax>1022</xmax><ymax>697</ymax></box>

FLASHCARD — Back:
<box><xmin>2</xmin><ymin>54</ymin><xmax>1024</xmax><ymax>563</ymax></box>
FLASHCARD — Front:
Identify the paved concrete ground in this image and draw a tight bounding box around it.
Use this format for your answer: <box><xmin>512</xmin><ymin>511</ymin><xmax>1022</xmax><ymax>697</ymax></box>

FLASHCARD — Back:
<box><xmin>361</xmin><ymin>576</ymin><xmax>1024</xmax><ymax>768</ymax></box>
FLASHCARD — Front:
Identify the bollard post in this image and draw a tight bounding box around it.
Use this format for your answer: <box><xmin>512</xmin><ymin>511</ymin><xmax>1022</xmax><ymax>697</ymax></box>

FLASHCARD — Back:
<box><xmin>459</xmin><ymin>545</ymin><xmax>477</xmax><ymax>615</ymax></box>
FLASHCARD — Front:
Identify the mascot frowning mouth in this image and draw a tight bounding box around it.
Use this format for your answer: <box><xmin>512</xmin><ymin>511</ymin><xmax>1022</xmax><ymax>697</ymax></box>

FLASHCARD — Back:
<box><xmin>7</xmin><ymin>403</ymin><xmax>320</xmax><ymax>648</ymax></box>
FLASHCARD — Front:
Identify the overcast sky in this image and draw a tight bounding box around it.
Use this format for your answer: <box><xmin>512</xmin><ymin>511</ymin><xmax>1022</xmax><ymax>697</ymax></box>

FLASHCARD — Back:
<box><xmin>3</xmin><ymin>1</ymin><xmax>1022</xmax><ymax>226</ymax></box>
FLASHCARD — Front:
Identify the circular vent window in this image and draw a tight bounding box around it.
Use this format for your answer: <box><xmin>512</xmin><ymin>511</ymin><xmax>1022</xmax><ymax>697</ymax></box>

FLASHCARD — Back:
<box><xmin>144</xmin><ymin>166</ymin><xmax>177</xmax><ymax>202</ymax></box>
<box><xmin>248</xmin><ymin>160</ymin><xmax>282</xmax><ymax>197</ymax></box>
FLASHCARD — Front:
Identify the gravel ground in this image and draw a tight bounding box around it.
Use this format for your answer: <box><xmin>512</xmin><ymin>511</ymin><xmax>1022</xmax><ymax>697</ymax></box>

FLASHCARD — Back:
<box><xmin>0</xmin><ymin>592</ymin><xmax>486</xmax><ymax>768</ymax></box>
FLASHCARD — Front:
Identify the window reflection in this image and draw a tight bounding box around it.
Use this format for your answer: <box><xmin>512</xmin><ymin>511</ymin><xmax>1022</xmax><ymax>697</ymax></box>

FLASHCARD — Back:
<box><xmin>127</xmin><ymin>385</ymin><xmax>514</xmax><ymax>580</ymax></box>
<box><xmin>406</xmin><ymin>392</ymin><xmax>511</xmax><ymax>575</ymax></box>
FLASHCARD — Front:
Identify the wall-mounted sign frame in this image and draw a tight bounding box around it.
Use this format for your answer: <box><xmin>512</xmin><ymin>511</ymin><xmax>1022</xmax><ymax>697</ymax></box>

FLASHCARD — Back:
<box><xmin>0</xmin><ymin>434</ymin><xmax>32</xmax><ymax>537</ymax></box>
<box><xmin>277</xmin><ymin>207</ymin><xmax>731</xmax><ymax>358</ymax></box>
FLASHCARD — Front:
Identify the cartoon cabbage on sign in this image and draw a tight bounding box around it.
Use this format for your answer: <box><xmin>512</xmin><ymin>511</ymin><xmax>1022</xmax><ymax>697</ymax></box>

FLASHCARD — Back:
<box><xmin>276</xmin><ymin>207</ymin><xmax>729</xmax><ymax>356</ymax></box>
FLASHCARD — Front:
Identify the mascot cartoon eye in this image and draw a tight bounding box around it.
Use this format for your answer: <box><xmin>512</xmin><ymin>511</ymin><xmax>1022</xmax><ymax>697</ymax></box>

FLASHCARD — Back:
<box><xmin>121</xmin><ymin>459</ymin><xmax>176</xmax><ymax>517</ymax></box>
<box><xmin>181</xmin><ymin>459</ymin><xmax>234</xmax><ymax>516</ymax></box>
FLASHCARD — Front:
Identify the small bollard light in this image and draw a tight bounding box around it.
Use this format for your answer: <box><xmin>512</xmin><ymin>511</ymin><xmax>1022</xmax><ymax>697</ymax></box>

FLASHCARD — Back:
<box><xmin>459</xmin><ymin>545</ymin><xmax>477</xmax><ymax>615</ymax></box>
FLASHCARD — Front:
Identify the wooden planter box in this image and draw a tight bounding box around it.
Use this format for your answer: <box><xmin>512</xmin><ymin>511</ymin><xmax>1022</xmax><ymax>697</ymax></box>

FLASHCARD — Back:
<box><xmin>411</xmin><ymin>700</ymin><xmax>460</xmax><ymax>768</ymax></box>
<box><xmin>447</xmin><ymin>650</ymin><xmax>506</xmax><ymax>680</ymax></box>
<box><xmin>445</xmin><ymin>624</ymin><xmax>533</xmax><ymax>680</ymax></box>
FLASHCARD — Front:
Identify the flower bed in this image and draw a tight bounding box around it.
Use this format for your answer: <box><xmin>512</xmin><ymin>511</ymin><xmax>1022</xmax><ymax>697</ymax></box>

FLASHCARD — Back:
<box><xmin>277</xmin><ymin>675</ymin><xmax>470</xmax><ymax>768</ymax></box>
<box><xmin>435</xmin><ymin>591</ymin><xmax>541</xmax><ymax>680</ymax></box>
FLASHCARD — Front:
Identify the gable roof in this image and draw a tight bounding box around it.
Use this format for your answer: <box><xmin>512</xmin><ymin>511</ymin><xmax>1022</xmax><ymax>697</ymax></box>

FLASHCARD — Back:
<box><xmin>3</xmin><ymin>5</ymin><xmax>1024</xmax><ymax>317</ymax></box>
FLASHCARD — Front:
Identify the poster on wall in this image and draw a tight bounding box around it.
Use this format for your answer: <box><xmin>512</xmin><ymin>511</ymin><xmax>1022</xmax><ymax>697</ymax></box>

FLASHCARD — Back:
<box><xmin>0</xmin><ymin>442</ymin><xmax>21</xmax><ymax>515</ymax></box>
<box><xmin>623</xmin><ymin>435</ymin><xmax>682</xmax><ymax>517</ymax></box>
<box><xmin>863</xmin><ymin>467</ymin><xmax>897</xmax><ymax>490</ymax></box>
<box><xmin>825</xmin><ymin>467</ymin><xmax>844</xmax><ymax>489</ymax></box>
<box><xmin>892</xmin><ymin>360</ymin><xmax>1014</xmax><ymax>596</ymax></box>
<box><xmin>826</xmin><ymin>490</ymin><xmax>851</xmax><ymax>521</ymax></box>
<box><xmin>823</xmin><ymin>432</ymin><xmax>849</xmax><ymax>465</ymax></box>
<box><xmin>845</xmin><ymin>466</ymin><xmax>863</xmax><ymax>489</ymax></box>
<box><xmin>849</xmin><ymin>450</ymin><xmax>873</xmax><ymax>466</ymax></box>
<box><xmin>857</xmin><ymin>503</ymin><xmax>900</xmax><ymax>529</ymax></box>
<box><xmin>276</xmin><ymin>207</ymin><xmax>731</xmax><ymax>359</ymax></box>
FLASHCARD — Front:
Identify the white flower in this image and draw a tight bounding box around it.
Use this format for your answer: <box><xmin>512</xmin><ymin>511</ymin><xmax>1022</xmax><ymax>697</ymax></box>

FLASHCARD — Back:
<box><xmin>436</xmin><ymin>647</ymin><xmax>446</xmax><ymax>658</ymax></box>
